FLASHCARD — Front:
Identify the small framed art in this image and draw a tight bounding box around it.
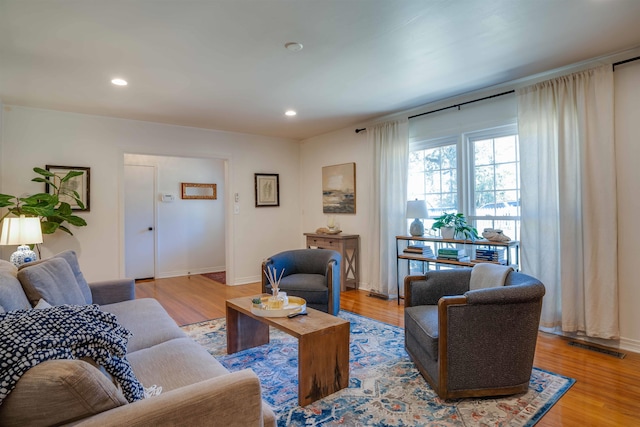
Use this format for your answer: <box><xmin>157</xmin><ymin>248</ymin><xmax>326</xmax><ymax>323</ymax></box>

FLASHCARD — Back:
<box><xmin>45</xmin><ymin>165</ymin><xmax>90</xmax><ymax>211</ymax></box>
<box><xmin>255</xmin><ymin>173</ymin><xmax>279</xmax><ymax>207</ymax></box>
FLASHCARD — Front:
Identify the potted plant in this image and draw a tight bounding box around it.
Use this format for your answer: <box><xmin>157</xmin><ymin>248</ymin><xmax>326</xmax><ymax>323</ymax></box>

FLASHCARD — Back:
<box><xmin>0</xmin><ymin>167</ymin><xmax>88</xmax><ymax>235</ymax></box>
<box><xmin>431</xmin><ymin>212</ymin><xmax>479</xmax><ymax>241</ymax></box>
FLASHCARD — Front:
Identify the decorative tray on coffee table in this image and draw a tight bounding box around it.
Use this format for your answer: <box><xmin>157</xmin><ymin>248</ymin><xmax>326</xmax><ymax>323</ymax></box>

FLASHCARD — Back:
<box><xmin>251</xmin><ymin>296</ymin><xmax>307</xmax><ymax>318</ymax></box>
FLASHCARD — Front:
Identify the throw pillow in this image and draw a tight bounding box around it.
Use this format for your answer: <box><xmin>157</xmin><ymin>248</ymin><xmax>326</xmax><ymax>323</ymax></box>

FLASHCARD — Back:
<box><xmin>53</xmin><ymin>250</ymin><xmax>92</xmax><ymax>304</ymax></box>
<box><xmin>17</xmin><ymin>258</ymin><xmax>86</xmax><ymax>306</ymax></box>
<box><xmin>0</xmin><ymin>359</ymin><xmax>127</xmax><ymax>426</ymax></box>
<box><xmin>0</xmin><ymin>270</ymin><xmax>32</xmax><ymax>312</ymax></box>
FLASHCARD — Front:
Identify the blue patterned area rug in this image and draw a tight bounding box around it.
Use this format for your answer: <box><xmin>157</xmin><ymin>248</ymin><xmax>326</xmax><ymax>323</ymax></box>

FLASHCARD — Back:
<box><xmin>181</xmin><ymin>311</ymin><xmax>574</xmax><ymax>427</ymax></box>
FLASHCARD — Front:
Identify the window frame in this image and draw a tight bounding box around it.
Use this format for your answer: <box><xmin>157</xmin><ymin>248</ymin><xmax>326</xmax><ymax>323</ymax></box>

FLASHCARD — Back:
<box><xmin>408</xmin><ymin>122</ymin><xmax>520</xmax><ymax>238</ymax></box>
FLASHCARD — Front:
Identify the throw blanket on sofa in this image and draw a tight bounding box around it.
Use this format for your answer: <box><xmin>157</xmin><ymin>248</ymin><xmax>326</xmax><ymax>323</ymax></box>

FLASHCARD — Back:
<box><xmin>0</xmin><ymin>304</ymin><xmax>144</xmax><ymax>405</ymax></box>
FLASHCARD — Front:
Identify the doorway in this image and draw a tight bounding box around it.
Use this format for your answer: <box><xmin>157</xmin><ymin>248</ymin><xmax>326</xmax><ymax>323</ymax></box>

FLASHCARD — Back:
<box><xmin>123</xmin><ymin>154</ymin><xmax>226</xmax><ymax>280</ymax></box>
<box><xmin>124</xmin><ymin>164</ymin><xmax>156</xmax><ymax>279</ymax></box>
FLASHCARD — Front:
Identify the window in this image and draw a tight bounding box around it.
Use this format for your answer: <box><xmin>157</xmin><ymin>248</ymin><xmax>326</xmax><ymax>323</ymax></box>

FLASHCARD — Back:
<box><xmin>408</xmin><ymin>136</ymin><xmax>458</xmax><ymax>223</ymax></box>
<box><xmin>408</xmin><ymin>124</ymin><xmax>520</xmax><ymax>241</ymax></box>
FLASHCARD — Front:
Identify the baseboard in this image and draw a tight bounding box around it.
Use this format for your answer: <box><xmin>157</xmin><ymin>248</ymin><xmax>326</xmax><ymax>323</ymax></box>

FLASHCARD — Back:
<box><xmin>157</xmin><ymin>266</ymin><xmax>224</xmax><ymax>279</ymax></box>
<box><xmin>227</xmin><ymin>274</ymin><xmax>261</xmax><ymax>286</ymax></box>
<box><xmin>367</xmin><ymin>290</ymin><xmax>390</xmax><ymax>300</ymax></box>
<box><xmin>550</xmin><ymin>331</ymin><xmax>640</xmax><ymax>355</ymax></box>
<box><xmin>619</xmin><ymin>337</ymin><xmax>640</xmax><ymax>354</ymax></box>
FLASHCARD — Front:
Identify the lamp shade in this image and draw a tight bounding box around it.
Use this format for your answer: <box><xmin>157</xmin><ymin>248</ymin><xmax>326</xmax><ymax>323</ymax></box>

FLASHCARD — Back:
<box><xmin>406</xmin><ymin>200</ymin><xmax>428</xmax><ymax>219</ymax></box>
<box><xmin>0</xmin><ymin>216</ymin><xmax>43</xmax><ymax>245</ymax></box>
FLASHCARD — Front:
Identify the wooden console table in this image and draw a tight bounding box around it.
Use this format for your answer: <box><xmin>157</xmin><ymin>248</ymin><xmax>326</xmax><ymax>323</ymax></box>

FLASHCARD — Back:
<box><xmin>396</xmin><ymin>235</ymin><xmax>520</xmax><ymax>300</ymax></box>
<box><xmin>304</xmin><ymin>233</ymin><xmax>360</xmax><ymax>291</ymax></box>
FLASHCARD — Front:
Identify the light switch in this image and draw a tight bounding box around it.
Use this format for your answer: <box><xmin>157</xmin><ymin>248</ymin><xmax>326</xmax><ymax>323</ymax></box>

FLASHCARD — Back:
<box><xmin>234</xmin><ymin>204</ymin><xmax>240</xmax><ymax>214</ymax></box>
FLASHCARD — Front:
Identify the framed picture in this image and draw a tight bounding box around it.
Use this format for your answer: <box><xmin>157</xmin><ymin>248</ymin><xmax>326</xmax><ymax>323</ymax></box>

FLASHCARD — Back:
<box><xmin>181</xmin><ymin>183</ymin><xmax>217</xmax><ymax>200</ymax></box>
<box><xmin>322</xmin><ymin>162</ymin><xmax>356</xmax><ymax>214</ymax></box>
<box><xmin>45</xmin><ymin>165</ymin><xmax>90</xmax><ymax>211</ymax></box>
<box><xmin>255</xmin><ymin>173</ymin><xmax>280</xmax><ymax>207</ymax></box>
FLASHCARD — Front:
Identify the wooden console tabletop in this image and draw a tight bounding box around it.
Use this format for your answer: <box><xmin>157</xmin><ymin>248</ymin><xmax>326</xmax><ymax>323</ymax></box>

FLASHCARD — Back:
<box><xmin>225</xmin><ymin>295</ymin><xmax>350</xmax><ymax>406</ymax></box>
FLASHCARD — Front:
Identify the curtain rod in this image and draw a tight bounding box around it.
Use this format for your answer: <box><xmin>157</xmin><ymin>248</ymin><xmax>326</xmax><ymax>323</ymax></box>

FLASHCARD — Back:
<box><xmin>613</xmin><ymin>55</ymin><xmax>640</xmax><ymax>70</ymax></box>
<box><xmin>407</xmin><ymin>90</ymin><xmax>515</xmax><ymax>120</ymax></box>
<box><xmin>355</xmin><ymin>55</ymin><xmax>640</xmax><ymax>133</ymax></box>
<box><xmin>355</xmin><ymin>90</ymin><xmax>515</xmax><ymax>133</ymax></box>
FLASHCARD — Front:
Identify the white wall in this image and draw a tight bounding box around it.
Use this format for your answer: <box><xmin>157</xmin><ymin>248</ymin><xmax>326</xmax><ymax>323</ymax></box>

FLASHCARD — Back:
<box><xmin>614</xmin><ymin>60</ymin><xmax>640</xmax><ymax>351</ymax></box>
<box><xmin>0</xmin><ymin>106</ymin><xmax>301</xmax><ymax>285</ymax></box>
<box><xmin>300</xmin><ymin>128</ymin><xmax>373</xmax><ymax>288</ymax></box>
<box><xmin>124</xmin><ymin>154</ymin><xmax>226</xmax><ymax>278</ymax></box>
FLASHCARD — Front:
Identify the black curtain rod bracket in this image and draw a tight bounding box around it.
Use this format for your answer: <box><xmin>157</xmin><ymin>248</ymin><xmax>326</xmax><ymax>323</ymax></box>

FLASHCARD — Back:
<box><xmin>355</xmin><ymin>128</ymin><xmax>366</xmax><ymax>134</ymax></box>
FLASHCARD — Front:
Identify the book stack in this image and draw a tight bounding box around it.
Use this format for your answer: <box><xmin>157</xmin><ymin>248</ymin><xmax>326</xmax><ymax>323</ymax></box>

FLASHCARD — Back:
<box><xmin>437</xmin><ymin>248</ymin><xmax>470</xmax><ymax>263</ymax></box>
<box><xmin>475</xmin><ymin>248</ymin><xmax>506</xmax><ymax>264</ymax></box>
<box><xmin>403</xmin><ymin>244</ymin><xmax>435</xmax><ymax>258</ymax></box>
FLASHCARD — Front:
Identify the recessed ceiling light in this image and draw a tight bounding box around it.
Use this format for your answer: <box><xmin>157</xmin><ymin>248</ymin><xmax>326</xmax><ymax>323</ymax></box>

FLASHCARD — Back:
<box><xmin>111</xmin><ymin>78</ymin><xmax>128</xmax><ymax>86</ymax></box>
<box><xmin>284</xmin><ymin>42</ymin><xmax>303</xmax><ymax>52</ymax></box>
<box><xmin>285</xmin><ymin>110</ymin><xmax>297</xmax><ymax>116</ymax></box>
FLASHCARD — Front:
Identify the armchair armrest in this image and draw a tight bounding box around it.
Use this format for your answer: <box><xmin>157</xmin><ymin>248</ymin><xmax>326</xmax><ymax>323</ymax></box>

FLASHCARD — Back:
<box><xmin>465</xmin><ymin>281</ymin><xmax>545</xmax><ymax>305</ymax></box>
<box><xmin>404</xmin><ymin>269</ymin><xmax>472</xmax><ymax>307</ymax></box>
<box><xmin>74</xmin><ymin>369</ymin><xmax>274</xmax><ymax>427</ymax></box>
<box><xmin>89</xmin><ymin>279</ymin><xmax>135</xmax><ymax>305</ymax></box>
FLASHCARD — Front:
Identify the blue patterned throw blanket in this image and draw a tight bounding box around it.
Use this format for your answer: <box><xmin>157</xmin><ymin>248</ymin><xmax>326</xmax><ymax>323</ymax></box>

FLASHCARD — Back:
<box><xmin>0</xmin><ymin>304</ymin><xmax>144</xmax><ymax>405</ymax></box>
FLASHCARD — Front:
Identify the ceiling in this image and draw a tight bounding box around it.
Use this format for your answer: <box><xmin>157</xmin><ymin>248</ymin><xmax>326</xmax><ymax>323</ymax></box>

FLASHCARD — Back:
<box><xmin>1</xmin><ymin>1</ymin><xmax>640</xmax><ymax>141</ymax></box>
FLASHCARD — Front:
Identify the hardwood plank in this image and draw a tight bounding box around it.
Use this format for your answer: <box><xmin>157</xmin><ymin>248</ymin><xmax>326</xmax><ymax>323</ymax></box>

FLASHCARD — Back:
<box><xmin>136</xmin><ymin>275</ymin><xmax>640</xmax><ymax>426</ymax></box>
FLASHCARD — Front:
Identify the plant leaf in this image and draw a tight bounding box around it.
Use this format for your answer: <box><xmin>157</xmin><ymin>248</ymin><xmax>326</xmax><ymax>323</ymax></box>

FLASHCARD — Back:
<box><xmin>60</xmin><ymin>170</ymin><xmax>84</xmax><ymax>183</ymax></box>
<box><xmin>33</xmin><ymin>167</ymin><xmax>55</xmax><ymax>177</ymax></box>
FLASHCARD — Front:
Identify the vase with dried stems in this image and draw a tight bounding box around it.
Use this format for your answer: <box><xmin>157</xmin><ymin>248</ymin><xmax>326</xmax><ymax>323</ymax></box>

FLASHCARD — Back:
<box><xmin>264</xmin><ymin>265</ymin><xmax>285</xmax><ymax>310</ymax></box>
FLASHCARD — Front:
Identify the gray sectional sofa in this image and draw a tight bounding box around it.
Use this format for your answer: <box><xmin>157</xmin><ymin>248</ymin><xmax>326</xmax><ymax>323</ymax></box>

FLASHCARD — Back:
<box><xmin>0</xmin><ymin>251</ymin><xmax>276</xmax><ymax>426</ymax></box>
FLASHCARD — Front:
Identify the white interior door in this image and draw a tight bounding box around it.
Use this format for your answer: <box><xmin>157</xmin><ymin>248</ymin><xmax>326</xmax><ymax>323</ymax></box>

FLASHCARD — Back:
<box><xmin>124</xmin><ymin>164</ymin><xmax>155</xmax><ymax>279</ymax></box>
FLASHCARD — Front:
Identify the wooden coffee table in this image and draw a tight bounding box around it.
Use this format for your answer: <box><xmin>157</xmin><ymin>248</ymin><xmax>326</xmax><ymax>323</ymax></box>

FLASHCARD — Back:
<box><xmin>226</xmin><ymin>295</ymin><xmax>350</xmax><ymax>406</ymax></box>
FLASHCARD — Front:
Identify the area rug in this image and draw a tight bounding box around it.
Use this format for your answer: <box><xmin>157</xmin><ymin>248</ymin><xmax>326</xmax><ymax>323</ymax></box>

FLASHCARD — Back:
<box><xmin>201</xmin><ymin>271</ymin><xmax>226</xmax><ymax>284</ymax></box>
<box><xmin>181</xmin><ymin>311</ymin><xmax>574</xmax><ymax>427</ymax></box>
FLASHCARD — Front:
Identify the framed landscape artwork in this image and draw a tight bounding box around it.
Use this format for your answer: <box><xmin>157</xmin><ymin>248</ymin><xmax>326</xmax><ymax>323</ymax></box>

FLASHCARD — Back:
<box><xmin>322</xmin><ymin>162</ymin><xmax>356</xmax><ymax>214</ymax></box>
<box><xmin>45</xmin><ymin>165</ymin><xmax>90</xmax><ymax>211</ymax></box>
<box><xmin>255</xmin><ymin>173</ymin><xmax>280</xmax><ymax>207</ymax></box>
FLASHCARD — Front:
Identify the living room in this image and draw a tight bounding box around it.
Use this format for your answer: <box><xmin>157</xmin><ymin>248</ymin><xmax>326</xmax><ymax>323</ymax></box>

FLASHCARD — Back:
<box><xmin>1</xmin><ymin>1</ymin><xmax>640</xmax><ymax>425</ymax></box>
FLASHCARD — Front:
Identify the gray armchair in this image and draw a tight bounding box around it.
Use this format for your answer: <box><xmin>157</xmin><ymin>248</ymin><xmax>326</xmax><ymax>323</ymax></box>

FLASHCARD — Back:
<box><xmin>404</xmin><ymin>268</ymin><xmax>545</xmax><ymax>400</ymax></box>
<box><xmin>261</xmin><ymin>249</ymin><xmax>341</xmax><ymax>315</ymax></box>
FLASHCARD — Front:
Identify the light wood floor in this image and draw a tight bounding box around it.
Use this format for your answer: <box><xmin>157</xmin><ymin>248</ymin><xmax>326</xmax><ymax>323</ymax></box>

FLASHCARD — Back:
<box><xmin>137</xmin><ymin>275</ymin><xmax>640</xmax><ymax>427</ymax></box>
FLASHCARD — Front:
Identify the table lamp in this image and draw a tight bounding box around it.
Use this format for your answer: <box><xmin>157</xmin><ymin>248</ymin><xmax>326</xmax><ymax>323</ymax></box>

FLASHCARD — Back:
<box><xmin>0</xmin><ymin>215</ymin><xmax>43</xmax><ymax>267</ymax></box>
<box><xmin>406</xmin><ymin>200</ymin><xmax>428</xmax><ymax>236</ymax></box>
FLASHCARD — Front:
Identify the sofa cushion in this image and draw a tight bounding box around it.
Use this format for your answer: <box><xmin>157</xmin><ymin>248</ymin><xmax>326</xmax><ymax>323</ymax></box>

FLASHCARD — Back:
<box><xmin>127</xmin><ymin>337</ymin><xmax>230</xmax><ymax>392</ymax></box>
<box><xmin>0</xmin><ymin>359</ymin><xmax>127</xmax><ymax>427</ymax></box>
<box><xmin>0</xmin><ymin>269</ymin><xmax>31</xmax><ymax>312</ymax></box>
<box><xmin>405</xmin><ymin>305</ymin><xmax>439</xmax><ymax>361</ymax></box>
<box><xmin>100</xmin><ymin>298</ymin><xmax>186</xmax><ymax>353</ymax></box>
<box><xmin>17</xmin><ymin>257</ymin><xmax>85</xmax><ymax>306</ymax></box>
<box><xmin>53</xmin><ymin>250</ymin><xmax>92</xmax><ymax>304</ymax></box>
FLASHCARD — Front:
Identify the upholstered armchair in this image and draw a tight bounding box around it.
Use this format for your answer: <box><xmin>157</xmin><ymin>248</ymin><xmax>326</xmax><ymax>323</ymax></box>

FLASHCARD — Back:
<box><xmin>404</xmin><ymin>268</ymin><xmax>545</xmax><ymax>400</ymax></box>
<box><xmin>261</xmin><ymin>249</ymin><xmax>341</xmax><ymax>315</ymax></box>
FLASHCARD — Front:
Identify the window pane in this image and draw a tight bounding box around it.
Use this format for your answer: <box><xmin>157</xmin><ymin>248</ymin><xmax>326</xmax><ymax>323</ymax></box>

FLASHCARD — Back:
<box><xmin>474</xmin><ymin>139</ymin><xmax>494</xmax><ymax>165</ymax></box>
<box><xmin>408</xmin><ymin>142</ymin><xmax>457</xmax><ymax>217</ymax></box>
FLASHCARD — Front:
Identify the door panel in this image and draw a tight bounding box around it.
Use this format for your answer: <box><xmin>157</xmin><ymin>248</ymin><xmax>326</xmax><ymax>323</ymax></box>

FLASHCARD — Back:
<box><xmin>124</xmin><ymin>165</ymin><xmax>155</xmax><ymax>279</ymax></box>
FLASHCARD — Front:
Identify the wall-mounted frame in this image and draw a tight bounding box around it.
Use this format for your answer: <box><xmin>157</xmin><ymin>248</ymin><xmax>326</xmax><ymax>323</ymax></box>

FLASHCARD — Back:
<box><xmin>322</xmin><ymin>162</ymin><xmax>356</xmax><ymax>214</ymax></box>
<box><xmin>255</xmin><ymin>173</ymin><xmax>279</xmax><ymax>207</ymax></box>
<box><xmin>181</xmin><ymin>183</ymin><xmax>217</xmax><ymax>200</ymax></box>
<box><xmin>45</xmin><ymin>165</ymin><xmax>90</xmax><ymax>211</ymax></box>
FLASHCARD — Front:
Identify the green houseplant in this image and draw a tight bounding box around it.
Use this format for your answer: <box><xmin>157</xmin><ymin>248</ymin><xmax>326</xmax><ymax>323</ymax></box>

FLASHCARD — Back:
<box><xmin>431</xmin><ymin>212</ymin><xmax>479</xmax><ymax>241</ymax></box>
<box><xmin>0</xmin><ymin>167</ymin><xmax>88</xmax><ymax>235</ymax></box>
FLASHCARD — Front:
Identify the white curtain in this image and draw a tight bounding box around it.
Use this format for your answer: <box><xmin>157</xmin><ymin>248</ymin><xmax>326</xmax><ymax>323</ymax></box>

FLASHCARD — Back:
<box><xmin>517</xmin><ymin>65</ymin><xmax>619</xmax><ymax>339</ymax></box>
<box><xmin>366</xmin><ymin>120</ymin><xmax>409</xmax><ymax>297</ymax></box>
